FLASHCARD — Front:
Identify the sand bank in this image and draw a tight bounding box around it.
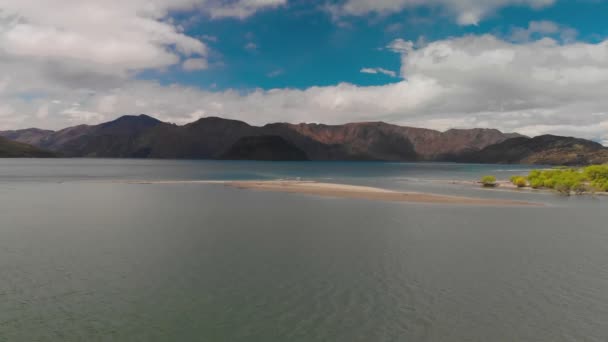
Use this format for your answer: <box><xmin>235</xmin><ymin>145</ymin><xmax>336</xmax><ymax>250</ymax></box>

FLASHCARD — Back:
<box><xmin>124</xmin><ymin>179</ymin><xmax>542</xmax><ymax>206</ymax></box>
<box><xmin>225</xmin><ymin>181</ymin><xmax>542</xmax><ymax>206</ymax></box>
<box><xmin>124</xmin><ymin>179</ymin><xmax>543</xmax><ymax>206</ymax></box>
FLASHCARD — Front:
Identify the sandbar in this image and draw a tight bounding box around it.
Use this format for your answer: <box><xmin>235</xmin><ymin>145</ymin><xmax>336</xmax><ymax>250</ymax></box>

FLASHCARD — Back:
<box><xmin>133</xmin><ymin>180</ymin><xmax>543</xmax><ymax>206</ymax></box>
<box><xmin>124</xmin><ymin>179</ymin><xmax>543</xmax><ymax>206</ymax></box>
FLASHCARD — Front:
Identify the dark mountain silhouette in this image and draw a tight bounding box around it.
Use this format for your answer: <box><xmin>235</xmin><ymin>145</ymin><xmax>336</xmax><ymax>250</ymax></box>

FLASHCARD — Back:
<box><xmin>1</xmin><ymin>114</ymin><xmax>606</xmax><ymax>164</ymax></box>
<box><xmin>46</xmin><ymin>114</ymin><xmax>165</xmax><ymax>157</ymax></box>
<box><xmin>220</xmin><ymin>136</ymin><xmax>309</xmax><ymax>161</ymax></box>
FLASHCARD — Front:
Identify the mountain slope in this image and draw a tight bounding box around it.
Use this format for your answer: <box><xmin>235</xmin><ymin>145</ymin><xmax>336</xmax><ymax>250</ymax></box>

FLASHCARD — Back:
<box><xmin>53</xmin><ymin>115</ymin><xmax>166</xmax><ymax>157</ymax></box>
<box><xmin>0</xmin><ymin>128</ymin><xmax>55</xmax><ymax>147</ymax></box>
<box><xmin>0</xmin><ymin>136</ymin><xmax>56</xmax><ymax>158</ymax></box>
<box><xmin>220</xmin><ymin>135</ymin><xmax>309</xmax><ymax>161</ymax></box>
<box><xmin>262</xmin><ymin>122</ymin><xmax>418</xmax><ymax>161</ymax></box>
<box><xmin>1</xmin><ymin>115</ymin><xmax>168</xmax><ymax>157</ymax></box>
<box><xmin>207</xmin><ymin>120</ymin><xmax>516</xmax><ymax>161</ymax></box>
<box><xmin>455</xmin><ymin>135</ymin><xmax>608</xmax><ymax>165</ymax></box>
<box><xmin>262</xmin><ymin>122</ymin><xmax>519</xmax><ymax>161</ymax></box>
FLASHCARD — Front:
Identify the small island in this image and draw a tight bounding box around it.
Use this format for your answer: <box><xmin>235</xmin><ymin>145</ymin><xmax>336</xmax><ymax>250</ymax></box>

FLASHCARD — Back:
<box><xmin>480</xmin><ymin>164</ymin><xmax>608</xmax><ymax>196</ymax></box>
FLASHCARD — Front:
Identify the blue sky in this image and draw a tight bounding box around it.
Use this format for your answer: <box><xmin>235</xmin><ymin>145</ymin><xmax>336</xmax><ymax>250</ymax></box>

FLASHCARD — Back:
<box><xmin>1</xmin><ymin>0</ymin><xmax>608</xmax><ymax>144</ymax></box>
<box><xmin>149</xmin><ymin>0</ymin><xmax>608</xmax><ymax>90</ymax></box>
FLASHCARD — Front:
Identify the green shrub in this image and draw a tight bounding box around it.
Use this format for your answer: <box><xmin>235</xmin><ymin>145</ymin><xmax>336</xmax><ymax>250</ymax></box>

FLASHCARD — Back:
<box><xmin>583</xmin><ymin>165</ymin><xmax>608</xmax><ymax>192</ymax></box>
<box><xmin>529</xmin><ymin>178</ymin><xmax>544</xmax><ymax>189</ymax></box>
<box><xmin>592</xmin><ymin>179</ymin><xmax>608</xmax><ymax>192</ymax></box>
<box><xmin>528</xmin><ymin>170</ymin><xmax>542</xmax><ymax>179</ymax></box>
<box><xmin>584</xmin><ymin>165</ymin><xmax>608</xmax><ymax>181</ymax></box>
<box><xmin>511</xmin><ymin>176</ymin><xmax>527</xmax><ymax>188</ymax></box>
<box><xmin>543</xmin><ymin>178</ymin><xmax>556</xmax><ymax>189</ymax></box>
<box><xmin>515</xmin><ymin>165</ymin><xmax>608</xmax><ymax>194</ymax></box>
<box><xmin>554</xmin><ymin>183</ymin><xmax>571</xmax><ymax>195</ymax></box>
<box><xmin>481</xmin><ymin>175</ymin><xmax>497</xmax><ymax>187</ymax></box>
<box><xmin>572</xmin><ymin>182</ymin><xmax>589</xmax><ymax>195</ymax></box>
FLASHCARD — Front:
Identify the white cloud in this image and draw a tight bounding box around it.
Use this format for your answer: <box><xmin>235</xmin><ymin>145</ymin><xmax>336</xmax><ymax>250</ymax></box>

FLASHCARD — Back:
<box><xmin>0</xmin><ymin>76</ymin><xmax>445</xmax><ymax>128</ymax></box>
<box><xmin>208</xmin><ymin>0</ymin><xmax>287</xmax><ymax>19</ymax></box>
<box><xmin>387</xmin><ymin>39</ymin><xmax>415</xmax><ymax>54</ymax></box>
<box><xmin>360</xmin><ymin>68</ymin><xmax>397</xmax><ymax>77</ymax></box>
<box><xmin>35</xmin><ymin>104</ymin><xmax>49</xmax><ymax>119</ymax></box>
<box><xmin>0</xmin><ymin>0</ymin><xmax>285</xmax><ymax>89</ymax></box>
<box><xmin>182</xmin><ymin>58</ymin><xmax>209</xmax><ymax>71</ymax></box>
<box><xmin>62</xmin><ymin>108</ymin><xmax>105</xmax><ymax>124</ymax></box>
<box><xmin>510</xmin><ymin>20</ymin><xmax>578</xmax><ymax>42</ymax></box>
<box><xmin>0</xmin><ymin>1</ymin><xmax>208</xmax><ymax>78</ymax></box>
<box><xmin>510</xmin><ymin>20</ymin><xmax>558</xmax><ymax>41</ymax></box>
<box><xmin>329</xmin><ymin>0</ymin><xmax>555</xmax><ymax>25</ymax></box>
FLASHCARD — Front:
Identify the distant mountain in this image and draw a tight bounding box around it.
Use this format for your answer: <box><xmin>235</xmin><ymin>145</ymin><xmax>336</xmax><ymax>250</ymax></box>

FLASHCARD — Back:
<box><xmin>47</xmin><ymin>115</ymin><xmax>166</xmax><ymax>157</ymax></box>
<box><xmin>267</xmin><ymin>122</ymin><xmax>523</xmax><ymax>160</ymax></box>
<box><xmin>0</xmin><ymin>136</ymin><xmax>55</xmax><ymax>158</ymax></box>
<box><xmin>454</xmin><ymin>135</ymin><xmax>608</xmax><ymax>165</ymax></box>
<box><xmin>1</xmin><ymin>114</ymin><xmax>606</xmax><ymax>165</ymax></box>
<box><xmin>0</xmin><ymin>128</ymin><xmax>55</xmax><ymax>147</ymax></box>
<box><xmin>262</xmin><ymin>122</ymin><xmax>419</xmax><ymax>161</ymax></box>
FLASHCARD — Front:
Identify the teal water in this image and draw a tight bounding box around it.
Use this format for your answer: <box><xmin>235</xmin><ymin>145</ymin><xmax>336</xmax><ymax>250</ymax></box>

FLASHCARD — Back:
<box><xmin>1</xmin><ymin>159</ymin><xmax>607</xmax><ymax>341</ymax></box>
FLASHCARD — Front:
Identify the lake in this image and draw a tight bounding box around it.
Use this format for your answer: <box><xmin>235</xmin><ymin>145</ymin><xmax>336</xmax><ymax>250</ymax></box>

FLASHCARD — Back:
<box><xmin>1</xmin><ymin>159</ymin><xmax>607</xmax><ymax>341</ymax></box>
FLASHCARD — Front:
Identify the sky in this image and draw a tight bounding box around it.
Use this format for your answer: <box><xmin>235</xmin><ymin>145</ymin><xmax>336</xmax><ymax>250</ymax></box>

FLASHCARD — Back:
<box><xmin>1</xmin><ymin>0</ymin><xmax>608</xmax><ymax>144</ymax></box>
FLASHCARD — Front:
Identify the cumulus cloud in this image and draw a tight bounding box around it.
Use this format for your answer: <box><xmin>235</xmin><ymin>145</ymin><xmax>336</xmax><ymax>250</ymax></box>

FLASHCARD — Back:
<box><xmin>390</xmin><ymin>34</ymin><xmax>608</xmax><ymax>142</ymax></box>
<box><xmin>510</xmin><ymin>20</ymin><xmax>558</xmax><ymax>42</ymax></box>
<box><xmin>0</xmin><ymin>1</ymin><xmax>206</xmax><ymax>77</ymax></box>
<box><xmin>329</xmin><ymin>0</ymin><xmax>555</xmax><ymax>25</ymax></box>
<box><xmin>360</xmin><ymin>68</ymin><xmax>397</xmax><ymax>77</ymax></box>
<box><xmin>0</xmin><ymin>0</ymin><xmax>285</xmax><ymax>88</ymax></box>
<box><xmin>510</xmin><ymin>20</ymin><xmax>578</xmax><ymax>42</ymax></box>
<box><xmin>182</xmin><ymin>58</ymin><xmax>209</xmax><ymax>71</ymax></box>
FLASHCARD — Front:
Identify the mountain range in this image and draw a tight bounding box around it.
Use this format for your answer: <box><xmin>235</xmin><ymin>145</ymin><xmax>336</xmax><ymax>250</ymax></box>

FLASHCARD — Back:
<box><xmin>1</xmin><ymin>114</ymin><xmax>607</xmax><ymax>165</ymax></box>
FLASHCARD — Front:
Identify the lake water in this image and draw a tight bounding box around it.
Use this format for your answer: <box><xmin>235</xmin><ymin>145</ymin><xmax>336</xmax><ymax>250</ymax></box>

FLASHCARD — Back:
<box><xmin>1</xmin><ymin>159</ymin><xmax>607</xmax><ymax>341</ymax></box>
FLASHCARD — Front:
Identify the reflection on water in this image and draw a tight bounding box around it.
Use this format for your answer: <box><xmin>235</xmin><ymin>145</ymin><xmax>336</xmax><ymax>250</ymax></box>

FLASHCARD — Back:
<box><xmin>1</xmin><ymin>159</ymin><xmax>607</xmax><ymax>341</ymax></box>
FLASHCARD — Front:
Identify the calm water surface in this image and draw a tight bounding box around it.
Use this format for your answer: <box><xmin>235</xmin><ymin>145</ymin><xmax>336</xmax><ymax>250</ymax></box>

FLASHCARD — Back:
<box><xmin>1</xmin><ymin>159</ymin><xmax>607</xmax><ymax>341</ymax></box>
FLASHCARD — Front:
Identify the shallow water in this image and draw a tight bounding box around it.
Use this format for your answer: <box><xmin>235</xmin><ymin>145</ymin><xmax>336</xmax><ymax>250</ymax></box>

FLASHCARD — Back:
<box><xmin>1</xmin><ymin>159</ymin><xmax>607</xmax><ymax>341</ymax></box>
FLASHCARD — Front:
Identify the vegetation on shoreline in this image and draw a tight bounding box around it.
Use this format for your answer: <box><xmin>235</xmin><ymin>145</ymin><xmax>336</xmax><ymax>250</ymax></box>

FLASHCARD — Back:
<box><xmin>481</xmin><ymin>175</ymin><xmax>497</xmax><ymax>187</ymax></box>
<box><xmin>510</xmin><ymin>176</ymin><xmax>527</xmax><ymax>188</ymax></box>
<box><xmin>482</xmin><ymin>165</ymin><xmax>608</xmax><ymax>195</ymax></box>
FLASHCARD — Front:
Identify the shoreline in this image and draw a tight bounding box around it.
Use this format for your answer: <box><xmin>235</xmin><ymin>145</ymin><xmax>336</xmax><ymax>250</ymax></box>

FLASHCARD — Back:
<box><xmin>126</xmin><ymin>179</ymin><xmax>543</xmax><ymax>207</ymax></box>
<box><xmin>441</xmin><ymin>179</ymin><xmax>608</xmax><ymax>196</ymax></box>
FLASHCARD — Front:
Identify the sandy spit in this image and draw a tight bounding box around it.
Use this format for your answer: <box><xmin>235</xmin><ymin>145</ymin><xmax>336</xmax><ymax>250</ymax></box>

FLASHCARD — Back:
<box><xmin>125</xmin><ymin>180</ymin><xmax>543</xmax><ymax>207</ymax></box>
<box><xmin>227</xmin><ymin>181</ymin><xmax>543</xmax><ymax>206</ymax></box>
